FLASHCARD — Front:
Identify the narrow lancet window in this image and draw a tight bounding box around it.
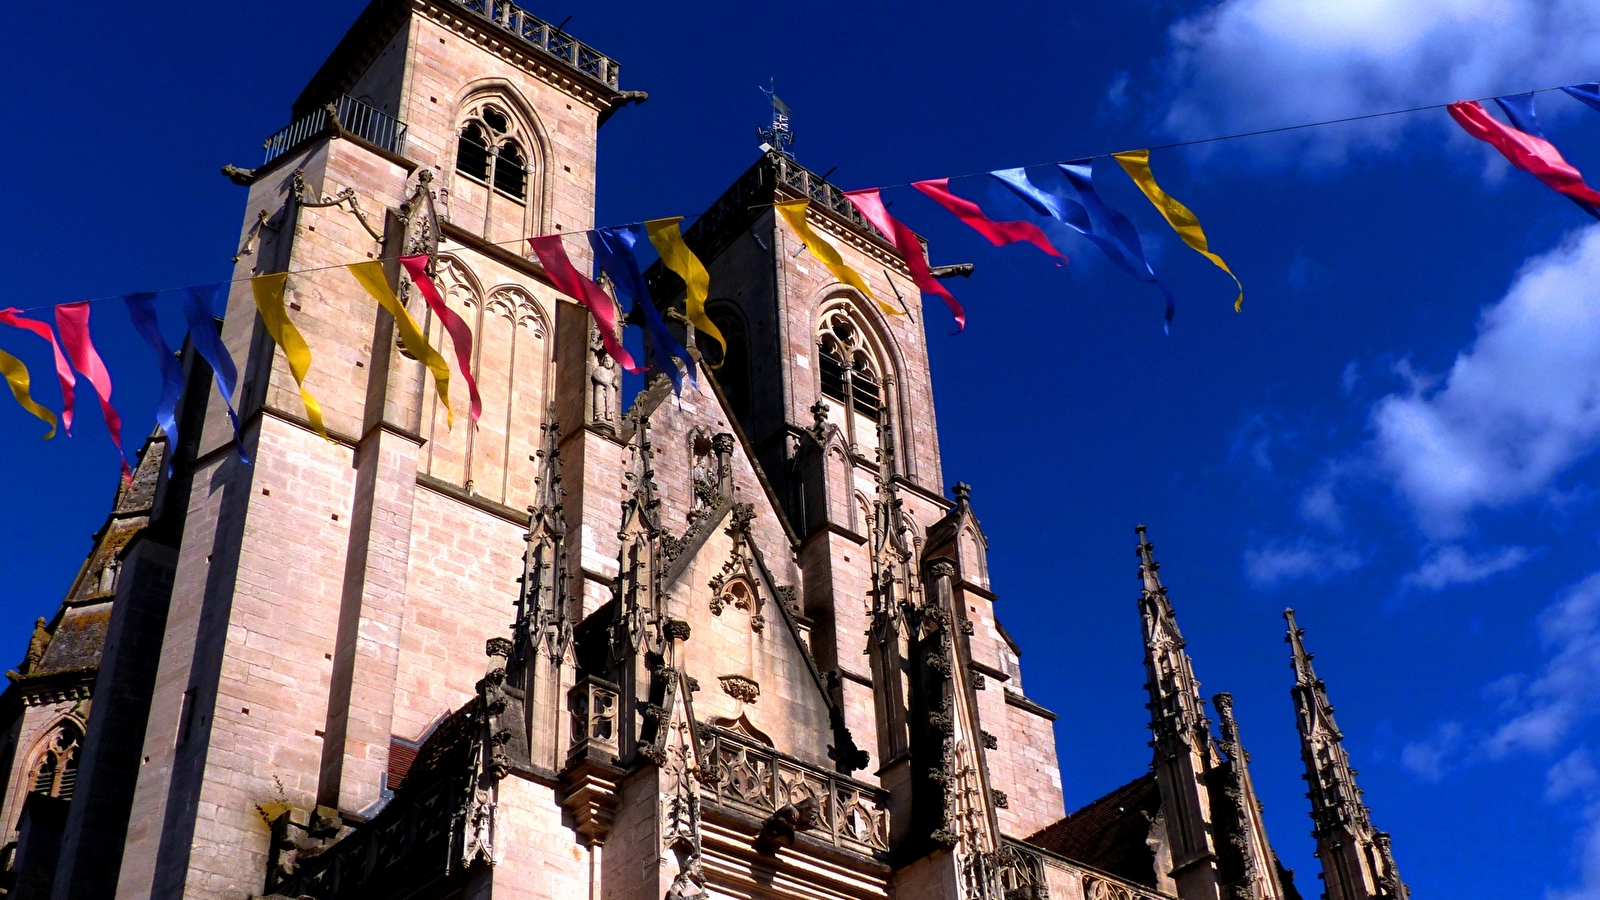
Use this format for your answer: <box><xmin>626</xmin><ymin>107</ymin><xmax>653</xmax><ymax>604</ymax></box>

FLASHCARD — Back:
<box><xmin>456</xmin><ymin>122</ymin><xmax>490</xmax><ymax>182</ymax></box>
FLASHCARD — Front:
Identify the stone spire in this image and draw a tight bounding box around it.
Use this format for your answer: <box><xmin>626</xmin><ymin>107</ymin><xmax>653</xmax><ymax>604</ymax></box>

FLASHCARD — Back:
<box><xmin>1136</xmin><ymin>525</ymin><xmax>1220</xmax><ymax>900</ymax></box>
<box><xmin>1286</xmin><ymin>610</ymin><xmax>1408</xmax><ymax>900</ymax></box>
<box><xmin>1137</xmin><ymin>525</ymin><xmax>1209</xmax><ymax>750</ymax></box>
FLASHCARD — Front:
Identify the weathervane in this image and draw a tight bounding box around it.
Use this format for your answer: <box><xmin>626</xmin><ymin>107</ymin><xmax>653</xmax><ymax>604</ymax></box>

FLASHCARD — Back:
<box><xmin>757</xmin><ymin>80</ymin><xmax>795</xmax><ymax>158</ymax></box>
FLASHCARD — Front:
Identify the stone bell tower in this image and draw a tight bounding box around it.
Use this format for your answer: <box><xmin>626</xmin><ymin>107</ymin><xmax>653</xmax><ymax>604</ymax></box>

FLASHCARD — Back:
<box><xmin>96</xmin><ymin>2</ymin><xmax>643</xmax><ymax>897</ymax></box>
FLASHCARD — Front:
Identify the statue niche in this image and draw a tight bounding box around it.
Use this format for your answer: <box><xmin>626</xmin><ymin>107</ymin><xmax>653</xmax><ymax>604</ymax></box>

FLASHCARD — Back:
<box><xmin>587</xmin><ymin>330</ymin><xmax>621</xmax><ymax>433</ymax></box>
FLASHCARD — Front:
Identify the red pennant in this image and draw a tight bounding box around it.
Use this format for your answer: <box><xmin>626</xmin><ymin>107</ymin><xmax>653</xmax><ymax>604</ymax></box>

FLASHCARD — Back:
<box><xmin>1449</xmin><ymin>100</ymin><xmax>1600</xmax><ymax>208</ymax></box>
<box><xmin>911</xmin><ymin>177</ymin><xmax>1067</xmax><ymax>262</ymax></box>
<box><xmin>54</xmin><ymin>302</ymin><xmax>129</xmax><ymax>480</ymax></box>
<box><xmin>845</xmin><ymin>188</ymin><xmax>967</xmax><ymax>333</ymax></box>
<box><xmin>0</xmin><ymin>309</ymin><xmax>76</xmax><ymax>434</ymax></box>
<box><xmin>398</xmin><ymin>256</ymin><xmax>483</xmax><ymax>427</ymax></box>
<box><xmin>527</xmin><ymin>235</ymin><xmax>641</xmax><ymax>374</ymax></box>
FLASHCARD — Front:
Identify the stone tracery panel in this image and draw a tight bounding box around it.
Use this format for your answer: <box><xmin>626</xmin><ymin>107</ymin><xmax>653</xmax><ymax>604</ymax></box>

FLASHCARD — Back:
<box><xmin>418</xmin><ymin>257</ymin><xmax>554</xmax><ymax>508</ymax></box>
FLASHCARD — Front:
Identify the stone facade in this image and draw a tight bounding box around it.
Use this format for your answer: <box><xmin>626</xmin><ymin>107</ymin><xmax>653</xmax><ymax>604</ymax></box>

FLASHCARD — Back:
<box><xmin>0</xmin><ymin>2</ymin><xmax>1408</xmax><ymax>899</ymax></box>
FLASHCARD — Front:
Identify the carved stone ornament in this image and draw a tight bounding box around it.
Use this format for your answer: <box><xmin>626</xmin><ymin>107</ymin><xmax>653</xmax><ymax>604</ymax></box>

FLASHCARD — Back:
<box><xmin>665</xmin><ymin>618</ymin><xmax>692</xmax><ymax>641</ymax></box>
<box><xmin>718</xmin><ymin>675</ymin><xmax>760</xmax><ymax>704</ymax></box>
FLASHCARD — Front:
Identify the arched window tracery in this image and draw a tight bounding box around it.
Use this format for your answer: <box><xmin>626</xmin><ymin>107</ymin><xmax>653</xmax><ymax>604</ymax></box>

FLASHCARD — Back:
<box><xmin>817</xmin><ymin>307</ymin><xmax>889</xmax><ymax>457</ymax></box>
<box><xmin>454</xmin><ymin>102</ymin><xmax>531</xmax><ymax>204</ymax></box>
<box><xmin>29</xmin><ymin>722</ymin><xmax>81</xmax><ymax>803</ymax></box>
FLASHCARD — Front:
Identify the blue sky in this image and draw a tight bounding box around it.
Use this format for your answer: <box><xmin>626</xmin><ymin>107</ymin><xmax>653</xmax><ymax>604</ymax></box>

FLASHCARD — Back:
<box><xmin>4</xmin><ymin>0</ymin><xmax>1600</xmax><ymax>895</ymax></box>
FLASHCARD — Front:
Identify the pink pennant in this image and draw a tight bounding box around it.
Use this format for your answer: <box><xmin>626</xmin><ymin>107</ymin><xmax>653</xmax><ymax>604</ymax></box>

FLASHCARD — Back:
<box><xmin>912</xmin><ymin>178</ymin><xmax>1067</xmax><ymax>262</ymax></box>
<box><xmin>1449</xmin><ymin>100</ymin><xmax>1600</xmax><ymax>208</ymax></box>
<box><xmin>0</xmin><ymin>309</ymin><xmax>76</xmax><ymax>435</ymax></box>
<box><xmin>845</xmin><ymin>188</ymin><xmax>967</xmax><ymax>333</ymax></box>
<box><xmin>399</xmin><ymin>256</ymin><xmax>483</xmax><ymax>427</ymax></box>
<box><xmin>54</xmin><ymin>302</ymin><xmax>129</xmax><ymax>480</ymax></box>
<box><xmin>527</xmin><ymin>235</ymin><xmax>641</xmax><ymax>374</ymax></box>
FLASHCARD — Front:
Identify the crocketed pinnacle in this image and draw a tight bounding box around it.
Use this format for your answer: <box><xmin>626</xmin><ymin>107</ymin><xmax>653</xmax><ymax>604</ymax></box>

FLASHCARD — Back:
<box><xmin>1136</xmin><ymin>525</ymin><xmax>1207</xmax><ymax>746</ymax></box>
<box><xmin>1285</xmin><ymin>609</ymin><xmax>1409</xmax><ymax>900</ymax></box>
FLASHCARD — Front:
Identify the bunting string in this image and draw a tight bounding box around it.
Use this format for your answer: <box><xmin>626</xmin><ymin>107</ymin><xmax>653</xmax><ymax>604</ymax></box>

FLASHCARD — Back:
<box><xmin>7</xmin><ymin>79</ymin><xmax>1600</xmax><ymax>470</ymax></box>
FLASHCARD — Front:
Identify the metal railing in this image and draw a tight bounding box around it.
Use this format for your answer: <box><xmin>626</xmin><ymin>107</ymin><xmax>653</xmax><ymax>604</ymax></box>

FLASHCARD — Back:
<box><xmin>448</xmin><ymin>0</ymin><xmax>620</xmax><ymax>88</ymax></box>
<box><xmin>263</xmin><ymin>95</ymin><xmax>409</xmax><ymax>165</ymax></box>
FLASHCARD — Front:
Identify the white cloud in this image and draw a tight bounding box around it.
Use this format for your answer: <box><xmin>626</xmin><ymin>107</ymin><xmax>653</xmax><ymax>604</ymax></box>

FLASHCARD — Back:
<box><xmin>1548</xmin><ymin>748</ymin><xmax>1600</xmax><ymax>801</ymax></box>
<box><xmin>1297</xmin><ymin>479</ymin><xmax>1344</xmax><ymax>531</ymax></box>
<box><xmin>1400</xmin><ymin>544</ymin><xmax>1532</xmax><ymax>592</ymax></box>
<box><xmin>1105</xmin><ymin>71</ymin><xmax>1131</xmax><ymax>112</ymax></box>
<box><xmin>1371</xmin><ymin>224</ymin><xmax>1600</xmax><ymax>537</ymax></box>
<box><xmin>1243</xmin><ymin>537</ymin><xmax>1362</xmax><ymax>588</ymax></box>
<box><xmin>1485</xmin><ymin>572</ymin><xmax>1600</xmax><ymax>758</ymax></box>
<box><xmin>1400</xmin><ymin>720</ymin><xmax>1463</xmax><ymax>782</ymax></box>
<box><xmin>1161</xmin><ymin>0</ymin><xmax>1600</xmax><ymax>162</ymax></box>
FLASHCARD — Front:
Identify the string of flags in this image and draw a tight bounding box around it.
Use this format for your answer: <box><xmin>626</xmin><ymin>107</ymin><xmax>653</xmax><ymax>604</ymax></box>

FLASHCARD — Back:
<box><xmin>6</xmin><ymin>82</ymin><xmax>1600</xmax><ymax>475</ymax></box>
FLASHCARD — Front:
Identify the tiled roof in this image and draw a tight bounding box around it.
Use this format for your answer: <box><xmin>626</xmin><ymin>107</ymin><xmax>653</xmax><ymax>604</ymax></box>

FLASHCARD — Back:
<box><xmin>1026</xmin><ymin>772</ymin><xmax>1163</xmax><ymax>888</ymax></box>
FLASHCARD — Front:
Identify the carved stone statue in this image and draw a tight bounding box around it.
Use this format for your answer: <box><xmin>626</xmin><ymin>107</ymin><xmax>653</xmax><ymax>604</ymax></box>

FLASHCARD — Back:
<box><xmin>588</xmin><ymin>337</ymin><xmax>620</xmax><ymax>431</ymax></box>
<box><xmin>23</xmin><ymin>617</ymin><xmax>50</xmax><ymax>673</ymax></box>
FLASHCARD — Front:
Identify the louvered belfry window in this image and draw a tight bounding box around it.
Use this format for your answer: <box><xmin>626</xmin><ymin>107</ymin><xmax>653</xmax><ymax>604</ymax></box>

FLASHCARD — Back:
<box><xmin>456</xmin><ymin>104</ymin><xmax>529</xmax><ymax>203</ymax></box>
<box><xmin>30</xmin><ymin>726</ymin><xmax>80</xmax><ymax>802</ymax></box>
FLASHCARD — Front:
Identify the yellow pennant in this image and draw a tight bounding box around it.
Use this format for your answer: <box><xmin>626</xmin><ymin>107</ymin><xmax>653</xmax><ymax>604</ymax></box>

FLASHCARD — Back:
<box><xmin>1113</xmin><ymin>149</ymin><xmax>1244</xmax><ymax>312</ymax></box>
<box><xmin>774</xmin><ymin>199</ymin><xmax>902</xmax><ymax>317</ymax></box>
<box><xmin>0</xmin><ymin>348</ymin><xmax>56</xmax><ymax>439</ymax></box>
<box><xmin>644</xmin><ymin>217</ymin><xmax>724</xmax><ymax>360</ymax></box>
<box><xmin>250</xmin><ymin>272</ymin><xmax>328</xmax><ymax>440</ymax></box>
<box><xmin>347</xmin><ymin>261</ymin><xmax>455</xmax><ymax>429</ymax></box>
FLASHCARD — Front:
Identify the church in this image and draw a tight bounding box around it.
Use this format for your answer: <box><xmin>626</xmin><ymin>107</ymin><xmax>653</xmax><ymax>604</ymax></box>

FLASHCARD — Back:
<box><xmin>0</xmin><ymin>1</ymin><xmax>1410</xmax><ymax>899</ymax></box>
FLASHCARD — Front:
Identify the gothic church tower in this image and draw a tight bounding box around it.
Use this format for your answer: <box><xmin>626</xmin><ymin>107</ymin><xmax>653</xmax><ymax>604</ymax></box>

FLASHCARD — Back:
<box><xmin>0</xmin><ymin>3</ymin><xmax>1409</xmax><ymax>900</ymax></box>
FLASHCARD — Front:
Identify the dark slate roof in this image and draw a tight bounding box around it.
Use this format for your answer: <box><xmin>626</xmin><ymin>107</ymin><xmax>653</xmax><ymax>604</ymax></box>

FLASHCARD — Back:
<box><xmin>1026</xmin><ymin>773</ymin><xmax>1163</xmax><ymax>888</ymax></box>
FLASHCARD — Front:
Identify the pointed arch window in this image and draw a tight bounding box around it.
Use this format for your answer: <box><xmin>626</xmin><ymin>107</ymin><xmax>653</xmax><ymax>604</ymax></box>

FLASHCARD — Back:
<box><xmin>29</xmin><ymin>724</ymin><xmax>80</xmax><ymax>802</ymax></box>
<box><xmin>817</xmin><ymin>311</ymin><xmax>886</xmax><ymax>456</ymax></box>
<box><xmin>704</xmin><ymin>308</ymin><xmax>749</xmax><ymax>421</ymax></box>
<box><xmin>455</xmin><ymin>103</ymin><xmax>530</xmax><ymax>204</ymax></box>
<box><xmin>456</xmin><ymin>122</ymin><xmax>490</xmax><ymax>181</ymax></box>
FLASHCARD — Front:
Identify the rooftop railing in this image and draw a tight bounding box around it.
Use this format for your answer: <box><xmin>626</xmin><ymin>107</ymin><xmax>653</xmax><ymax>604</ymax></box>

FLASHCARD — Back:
<box><xmin>448</xmin><ymin>0</ymin><xmax>620</xmax><ymax>88</ymax></box>
<box><xmin>263</xmin><ymin>95</ymin><xmax>408</xmax><ymax>166</ymax></box>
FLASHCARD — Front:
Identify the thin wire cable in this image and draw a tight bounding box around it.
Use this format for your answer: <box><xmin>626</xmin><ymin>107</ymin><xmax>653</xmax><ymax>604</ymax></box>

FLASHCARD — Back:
<box><xmin>9</xmin><ymin>83</ymin><xmax>1585</xmax><ymax>313</ymax></box>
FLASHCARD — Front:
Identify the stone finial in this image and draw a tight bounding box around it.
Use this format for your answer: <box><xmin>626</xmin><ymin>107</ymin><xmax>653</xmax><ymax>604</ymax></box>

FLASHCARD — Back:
<box><xmin>952</xmin><ymin>482</ymin><xmax>971</xmax><ymax>505</ymax></box>
<box><xmin>809</xmin><ymin>400</ymin><xmax>830</xmax><ymax>441</ymax></box>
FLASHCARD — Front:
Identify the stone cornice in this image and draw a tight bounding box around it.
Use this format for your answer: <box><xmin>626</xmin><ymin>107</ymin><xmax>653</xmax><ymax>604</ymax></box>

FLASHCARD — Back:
<box><xmin>1004</xmin><ymin>688</ymin><xmax>1058</xmax><ymax>722</ymax></box>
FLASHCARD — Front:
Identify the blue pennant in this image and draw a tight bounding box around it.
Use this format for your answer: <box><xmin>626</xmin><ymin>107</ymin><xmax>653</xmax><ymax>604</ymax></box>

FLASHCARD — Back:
<box><xmin>590</xmin><ymin>226</ymin><xmax>694</xmax><ymax>395</ymax></box>
<box><xmin>184</xmin><ymin>284</ymin><xmax>250</xmax><ymax>464</ymax></box>
<box><xmin>123</xmin><ymin>292</ymin><xmax>184</xmax><ymax>474</ymax></box>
